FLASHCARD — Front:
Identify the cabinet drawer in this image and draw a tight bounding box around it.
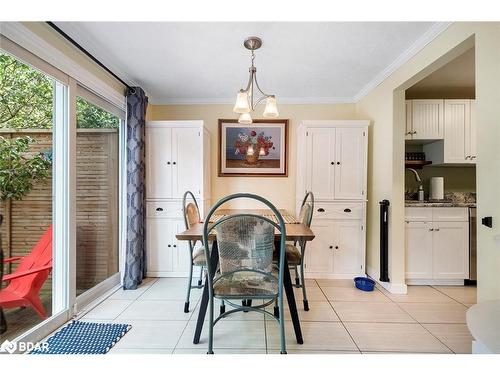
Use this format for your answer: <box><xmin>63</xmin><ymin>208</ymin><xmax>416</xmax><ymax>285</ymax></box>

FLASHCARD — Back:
<box><xmin>147</xmin><ymin>201</ymin><xmax>183</xmax><ymax>218</ymax></box>
<box><xmin>405</xmin><ymin>207</ymin><xmax>432</xmax><ymax>222</ymax></box>
<box><xmin>313</xmin><ymin>202</ymin><xmax>363</xmax><ymax>220</ymax></box>
<box><xmin>432</xmin><ymin>207</ymin><xmax>468</xmax><ymax>222</ymax></box>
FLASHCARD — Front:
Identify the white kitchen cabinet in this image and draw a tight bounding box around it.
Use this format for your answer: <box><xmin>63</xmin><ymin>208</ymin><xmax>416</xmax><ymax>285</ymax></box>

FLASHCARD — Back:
<box><xmin>146</xmin><ymin>121</ymin><xmax>210</xmax><ymax>277</ymax></box>
<box><xmin>405</xmin><ymin>207</ymin><xmax>469</xmax><ymax>284</ymax></box>
<box><xmin>305</xmin><ymin>127</ymin><xmax>335</xmax><ymax>200</ymax></box>
<box><xmin>334</xmin><ymin>127</ymin><xmax>366</xmax><ymax>200</ymax></box>
<box><xmin>297</xmin><ymin>120</ymin><xmax>368</xmax><ymax>279</ymax></box>
<box><xmin>333</xmin><ymin>221</ymin><xmax>363</xmax><ymax>276</ymax></box>
<box><xmin>146</xmin><ymin>121</ymin><xmax>210</xmax><ymax>200</ymax></box>
<box><xmin>405</xmin><ymin>100</ymin><xmax>412</xmax><ymax>140</ymax></box>
<box><xmin>432</xmin><ymin>221</ymin><xmax>469</xmax><ymax>279</ymax></box>
<box><xmin>405</xmin><ymin>221</ymin><xmax>433</xmax><ymax>279</ymax></box>
<box><xmin>422</xmin><ymin>99</ymin><xmax>476</xmax><ymax>165</ymax></box>
<box><xmin>304</xmin><ymin>220</ymin><xmax>364</xmax><ymax>278</ymax></box>
<box><xmin>410</xmin><ymin>100</ymin><xmax>444</xmax><ymax>140</ymax></box>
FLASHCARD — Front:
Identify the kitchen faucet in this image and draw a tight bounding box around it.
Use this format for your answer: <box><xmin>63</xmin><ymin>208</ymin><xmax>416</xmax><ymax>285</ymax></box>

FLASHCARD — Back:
<box><xmin>406</xmin><ymin>168</ymin><xmax>425</xmax><ymax>202</ymax></box>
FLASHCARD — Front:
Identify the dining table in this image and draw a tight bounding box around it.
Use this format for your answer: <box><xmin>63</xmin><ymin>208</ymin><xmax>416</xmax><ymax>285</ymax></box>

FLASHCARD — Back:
<box><xmin>175</xmin><ymin>208</ymin><xmax>315</xmax><ymax>345</ymax></box>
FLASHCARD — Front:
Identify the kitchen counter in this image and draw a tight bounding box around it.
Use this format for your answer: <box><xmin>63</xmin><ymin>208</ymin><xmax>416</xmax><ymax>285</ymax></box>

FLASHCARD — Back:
<box><xmin>405</xmin><ymin>200</ymin><xmax>476</xmax><ymax>208</ymax></box>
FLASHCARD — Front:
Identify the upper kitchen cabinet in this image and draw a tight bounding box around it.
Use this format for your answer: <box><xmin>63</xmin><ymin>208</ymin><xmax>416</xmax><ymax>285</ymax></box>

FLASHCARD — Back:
<box><xmin>406</xmin><ymin>99</ymin><xmax>444</xmax><ymax>140</ymax></box>
<box><xmin>424</xmin><ymin>99</ymin><xmax>476</xmax><ymax>165</ymax></box>
<box><xmin>146</xmin><ymin>121</ymin><xmax>211</xmax><ymax>200</ymax></box>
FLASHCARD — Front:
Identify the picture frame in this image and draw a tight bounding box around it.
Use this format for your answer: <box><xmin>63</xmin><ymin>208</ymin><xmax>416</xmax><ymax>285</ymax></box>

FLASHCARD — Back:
<box><xmin>218</xmin><ymin>119</ymin><xmax>289</xmax><ymax>177</ymax></box>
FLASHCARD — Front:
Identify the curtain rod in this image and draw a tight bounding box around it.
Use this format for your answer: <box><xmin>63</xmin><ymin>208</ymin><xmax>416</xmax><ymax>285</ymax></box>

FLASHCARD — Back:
<box><xmin>46</xmin><ymin>22</ymin><xmax>134</xmax><ymax>93</ymax></box>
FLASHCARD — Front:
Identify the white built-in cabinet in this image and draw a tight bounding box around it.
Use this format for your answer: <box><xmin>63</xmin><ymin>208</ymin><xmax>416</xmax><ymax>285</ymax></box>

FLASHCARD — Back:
<box><xmin>405</xmin><ymin>99</ymin><xmax>477</xmax><ymax>165</ymax></box>
<box><xmin>146</xmin><ymin>121</ymin><xmax>210</xmax><ymax>277</ymax></box>
<box><xmin>405</xmin><ymin>207</ymin><xmax>469</xmax><ymax>284</ymax></box>
<box><xmin>297</xmin><ymin>121</ymin><xmax>368</xmax><ymax>279</ymax></box>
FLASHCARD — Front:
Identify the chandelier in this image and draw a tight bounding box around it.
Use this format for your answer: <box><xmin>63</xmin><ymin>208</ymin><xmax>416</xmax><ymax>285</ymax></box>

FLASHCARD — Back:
<box><xmin>233</xmin><ymin>36</ymin><xmax>279</xmax><ymax>124</ymax></box>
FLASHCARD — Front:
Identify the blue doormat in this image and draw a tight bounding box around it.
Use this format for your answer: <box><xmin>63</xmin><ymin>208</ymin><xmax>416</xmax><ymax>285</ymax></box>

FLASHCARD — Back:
<box><xmin>29</xmin><ymin>320</ymin><xmax>132</xmax><ymax>354</ymax></box>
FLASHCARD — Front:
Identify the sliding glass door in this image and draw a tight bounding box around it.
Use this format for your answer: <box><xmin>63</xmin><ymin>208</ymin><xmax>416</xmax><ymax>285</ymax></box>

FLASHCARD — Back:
<box><xmin>0</xmin><ymin>50</ymin><xmax>68</xmax><ymax>341</ymax></box>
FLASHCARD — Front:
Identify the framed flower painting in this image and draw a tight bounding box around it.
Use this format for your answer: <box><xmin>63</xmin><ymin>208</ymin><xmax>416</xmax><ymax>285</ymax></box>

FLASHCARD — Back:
<box><xmin>218</xmin><ymin>119</ymin><xmax>288</xmax><ymax>177</ymax></box>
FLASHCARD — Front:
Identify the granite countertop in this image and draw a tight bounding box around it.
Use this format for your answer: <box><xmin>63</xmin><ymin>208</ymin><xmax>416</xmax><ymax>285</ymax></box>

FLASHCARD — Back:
<box><xmin>405</xmin><ymin>192</ymin><xmax>476</xmax><ymax>208</ymax></box>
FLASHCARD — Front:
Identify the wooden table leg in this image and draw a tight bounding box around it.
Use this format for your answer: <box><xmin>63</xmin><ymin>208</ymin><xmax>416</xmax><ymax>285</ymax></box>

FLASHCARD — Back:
<box><xmin>275</xmin><ymin>240</ymin><xmax>303</xmax><ymax>344</ymax></box>
<box><xmin>193</xmin><ymin>241</ymin><xmax>218</xmax><ymax>344</ymax></box>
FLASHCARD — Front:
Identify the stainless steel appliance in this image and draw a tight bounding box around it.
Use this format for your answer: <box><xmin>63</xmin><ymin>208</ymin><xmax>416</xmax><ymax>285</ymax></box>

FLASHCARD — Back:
<box><xmin>469</xmin><ymin>207</ymin><xmax>477</xmax><ymax>281</ymax></box>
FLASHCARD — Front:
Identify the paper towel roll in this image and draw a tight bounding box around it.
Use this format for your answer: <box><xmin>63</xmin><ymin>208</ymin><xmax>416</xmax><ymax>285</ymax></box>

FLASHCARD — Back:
<box><xmin>430</xmin><ymin>177</ymin><xmax>444</xmax><ymax>200</ymax></box>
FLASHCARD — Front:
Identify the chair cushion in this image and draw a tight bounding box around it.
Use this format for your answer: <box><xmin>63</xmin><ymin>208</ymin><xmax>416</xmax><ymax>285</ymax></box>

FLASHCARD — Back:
<box><xmin>273</xmin><ymin>244</ymin><xmax>302</xmax><ymax>265</ymax></box>
<box><xmin>213</xmin><ymin>271</ymin><xmax>278</xmax><ymax>297</ymax></box>
<box><xmin>193</xmin><ymin>248</ymin><xmax>207</xmax><ymax>266</ymax></box>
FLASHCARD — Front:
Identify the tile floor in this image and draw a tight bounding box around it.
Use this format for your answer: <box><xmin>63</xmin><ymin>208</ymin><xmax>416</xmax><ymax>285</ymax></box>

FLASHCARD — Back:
<box><xmin>77</xmin><ymin>278</ymin><xmax>476</xmax><ymax>354</ymax></box>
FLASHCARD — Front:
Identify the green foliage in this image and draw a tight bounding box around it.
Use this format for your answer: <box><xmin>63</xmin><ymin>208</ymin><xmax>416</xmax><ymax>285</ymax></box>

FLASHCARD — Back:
<box><xmin>0</xmin><ymin>53</ymin><xmax>53</xmax><ymax>129</ymax></box>
<box><xmin>76</xmin><ymin>97</ymin><xmax>119</xmax><ymax>129</ymax></box>
<box><xmin>0</xmin><ymin>136</ymin><xmax>52</xmax><ymax>201</ymax></box>
<box><xmin>0</xmin><ymin>52</ymin><xmax>119</xmax><ymax>130</ymax></box>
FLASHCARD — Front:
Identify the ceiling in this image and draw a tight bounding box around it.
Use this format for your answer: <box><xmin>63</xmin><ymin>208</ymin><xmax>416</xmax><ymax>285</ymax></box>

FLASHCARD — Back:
<box><xmin>55</xmin><ymin>22</ymin><xmax>448</xmax><ymax>104</ymax></box>
<box><xmin>406</xmin><ymin>47</ymin><xmax>475</xmax><ymax>99</ymax></box>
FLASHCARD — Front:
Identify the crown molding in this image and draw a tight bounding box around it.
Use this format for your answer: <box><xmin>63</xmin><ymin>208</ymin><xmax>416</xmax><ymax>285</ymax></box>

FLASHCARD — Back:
<box><xmin>353</xmin><ymin>22</ymin><xmax>453</xmax><ymax>102</ymax></box>
<box><xmin>148</xmin><ymin>96</ymin><xmax>356</xmax><ymax>105</ymax></box>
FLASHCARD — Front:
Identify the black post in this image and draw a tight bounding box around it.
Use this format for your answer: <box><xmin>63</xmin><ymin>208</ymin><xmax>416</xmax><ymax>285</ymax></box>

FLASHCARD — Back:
<box><xmin>0</xmin><ymin>214</ymin><xmax>7</xmax><ymax>334</ymax></box>
<box><xmin>379</xmin><ymin>200</ymin><xmax>390</xmax><ymax>282</ymax></box>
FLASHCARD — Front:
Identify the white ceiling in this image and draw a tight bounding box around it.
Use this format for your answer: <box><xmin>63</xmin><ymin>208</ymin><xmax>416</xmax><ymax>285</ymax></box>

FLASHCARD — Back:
<box><xmin>55</xmin><ymin>22</ymin><xmax>449</xmax><ymax>104</ymax></box>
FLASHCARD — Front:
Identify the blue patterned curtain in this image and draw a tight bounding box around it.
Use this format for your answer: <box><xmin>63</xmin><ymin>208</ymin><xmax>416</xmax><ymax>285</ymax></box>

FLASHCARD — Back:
<box><xmin>123</xmin><ymin>87</ymin><xmax>148</xmax><ymax>290</ymax></box>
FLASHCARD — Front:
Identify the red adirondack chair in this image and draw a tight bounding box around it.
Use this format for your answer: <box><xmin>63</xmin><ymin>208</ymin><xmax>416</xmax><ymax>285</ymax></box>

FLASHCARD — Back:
<box><xmin>0</xmin><ymin>225</ymin><xmax>53</xmax><ymax>318</ymax></box>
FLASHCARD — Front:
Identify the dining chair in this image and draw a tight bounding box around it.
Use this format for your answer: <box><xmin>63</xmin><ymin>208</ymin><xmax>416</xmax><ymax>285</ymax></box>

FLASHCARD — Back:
<box><xmin>273</xmin><ymin>191</ymin><xmax>314</xmax><ymax>312</ymax></box>
<box><xmin>202</xmin><ymin>193</ymin><xmax>288</xmax><ymax>354</ymax></box>
<box><xmin>182</xmin><ymin>191</ymin><xmax>207</xmax><ymax>313</ymax></box>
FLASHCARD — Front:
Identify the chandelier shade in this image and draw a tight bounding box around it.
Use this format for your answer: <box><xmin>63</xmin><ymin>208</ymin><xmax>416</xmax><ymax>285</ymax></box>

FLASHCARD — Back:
<box><xmin>263</xmin><ymin>96</ymin><xmax>279</xmax><ymax>118</ymax></box>
<box><xmin>233</xmin><ymin>91</ymin><xmax>251</xmax><ymax>114</ymax></box>
<box><xmin>238</xmin><ymin>112</ymin><xmax>253</xmax><ymax>124</ymax></box>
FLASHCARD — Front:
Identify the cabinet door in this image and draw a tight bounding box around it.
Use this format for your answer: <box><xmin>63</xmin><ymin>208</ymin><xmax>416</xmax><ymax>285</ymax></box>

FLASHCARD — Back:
<box><xmin>304</xmin><ymin>221</ymin><xmax>334</xmax><ymax>274</ymax></box>
<box><xmin>172</xmin><ymin>219</ymin><xmax>191</xmax><ymax>274</ymax></box>
<box><xmin>469</xmin><ymin>99</ymin><xmax>477</xmax><ymax>163</ymax></box>
<box><xmin>147</xmin><ymin>218</ymin><xmax>174</xmax><ymax>273</ymax></box>
<box><xmin>432</xmin><ymin>221</ymin><xmax>468</xmax><ymax>279</ymax></box>
<box><xmin>305</xmin><ymin>128</ymin><xmax>335</xmax><ymax>200</ymax></box>
<box><xmin>405</xmin><ymin>100</ymin><xmax>413</xmax><ymax>140</ymax></box>
<box><xmin>411</xmin><ymin>100</ymin><xmax>444</xmax><ymax>140</ymax></box>
<box><xmin>444</xmin><ymin>100</ymin><xmax>470</xmax><ymax>163</ymax></box>
<box><xmin>171</xmin><ymin>127</ymin><xmax>202</xmax><ymax>198</ymax></box>
<box><xmin>405</xmin><ymin>221</ymin><xmax>433</xmax><ymax>279</ymax></box>
<box><xmin>146</xmin><ymin>127</ymin><xmax>172</xmax><ymax>198</ymax></box>
<box><xmin>333</xmin><ymin>221</ymin><xmax>362</xmax><ymax>276</ymax></box>
<box><xmin>334</xmin><ymin>127</ymin><xmax>366</xmax><ymax>200</ymax></box>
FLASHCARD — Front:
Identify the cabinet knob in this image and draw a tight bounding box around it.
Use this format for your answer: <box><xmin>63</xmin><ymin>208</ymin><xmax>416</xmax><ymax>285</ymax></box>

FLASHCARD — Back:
<box><xmin>471</xmin><ymin>156</ymin><xmax>476</xmax><ymax>160</ymax></box>
<box><xmin>434</xmin><ymin>228</ymin><xmax>440</xmax><ymax>232</ymax></box>
<box><xmin>344</xmin><ymin>208</ymin><xmax>351</xmax><ymax>213</ymax></box>
<box><xmin>173</xmin><ymin>244</ymin><xmax>177</xmax><ymax>247</ymax></box>
<box><xmin>156</xmin><ymin>207</ymin><xmax>163</xmax><ymax>212</ymax></box>
<box><xmin>168</xmin><ymin>244</ymin><xmax>172</xmax><ymax>247</ymax></box>
<box><xmin>412</xmin><ymin>131</ymin><xmax>417</xmax><ymax>134</ymax></box>
<box><xmin>335</xmin><ymin>246</ymin><xmax>339</xmax><ymax>249</ymax></box>
<box><xmin>317</xmin><ymin>208</ymin><xmax>325</xmax><ymax>213</ymax></box>
<box><xmin>337</xmin><ymin>161</ymin><xmax>341</xmax><ymax>165</ymax></box>
<box><xmin>429</xmin><ymin>228</ymin><xmax>434</xmax><ymax>232</ymax></box>
<box><xmin>167</xmin><ymin>161</ymin><xmax>171</xmax><ymax>165</ymax></box>
<box><xmin>331</xmin><ymin>162</ymin><xmax>334</xmax><ymax>165</ymax></box>
<box><xmin>173</xmin><ymin>162</ymin><xmax>177</xmax><ymax>165</ymax></box>
<box><xmin>329</xmin><ymin>246</ymin><xmax>333</xmax><ymax>249</ymax></box>
<box><xmin>465</xmin><ymin>155</ymin><xmax>470</xmax><ymax>160</ymax></box>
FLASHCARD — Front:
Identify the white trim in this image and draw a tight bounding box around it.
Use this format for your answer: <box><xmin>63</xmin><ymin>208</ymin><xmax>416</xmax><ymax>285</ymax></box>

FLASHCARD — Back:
<box><xmin>406</xmin><ymin>279</ymin><xmax>465</xmax><ymax>286</ymax></box>
<box><xmin>149</xmin><ymin>96</ymin><xmax>356</xmax><ymax>105</ymax></box>
<box><xmin>119</xmin><ymin>117</ymin><xmax>127</xmax><ymax>284</ymax></box>
<box><xmin>366</xmin><ymin>266</ymin><xmax>408</xmax><ymax>294</ymax></box>
<box><xmin>353</xmin><ymin>22</ymin><xmax>453</xmax><ymax>102</ymax></box>
<box><xmin>146</xmin><ymin>120</ymin><xmax>204</xmax><ymax>128</ymax></box>
<box><xmin>300</xmin><ymin>120</ymin><xmax>370</xmax><ymax>128</ymax></box>
<box><xmin>0</xmin><ymin>22</ymin><xmax>126</xmax><ymax>111</ymax></box>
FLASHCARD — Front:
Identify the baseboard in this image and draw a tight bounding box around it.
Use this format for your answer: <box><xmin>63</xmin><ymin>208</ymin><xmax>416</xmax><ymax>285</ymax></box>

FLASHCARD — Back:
<box><xmin>304</xmin><ymin>272</ymin><xmax>364</xmax><ymax>280</ymax></box>
<box><xmin>367</xmin><ymin>266</ymin><xmax>408</xmax><ymax>294</ymax></box>
<box><xmin>406</xmin><ymin>279</ymin><xmax>465</xmax><ymax>286</ymax></box>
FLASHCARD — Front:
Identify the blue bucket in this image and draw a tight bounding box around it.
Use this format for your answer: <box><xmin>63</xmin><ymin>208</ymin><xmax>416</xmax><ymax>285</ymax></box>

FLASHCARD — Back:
<box><xmin>354</xmin><ymin>277</ymin><xmax>375</xmax><ymax>292</ymax></box>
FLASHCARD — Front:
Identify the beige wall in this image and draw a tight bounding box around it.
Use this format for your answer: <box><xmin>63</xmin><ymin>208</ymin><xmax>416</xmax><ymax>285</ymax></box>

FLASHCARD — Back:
<box><xmin>148</xmin><ymin>104</ymin><xmax>356</xmax><ymax>212</ymax></box>
<box><xmin>356</xmin><ymin>22</ymin><xmax>500</xmax><ymax>301</ymax></box>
